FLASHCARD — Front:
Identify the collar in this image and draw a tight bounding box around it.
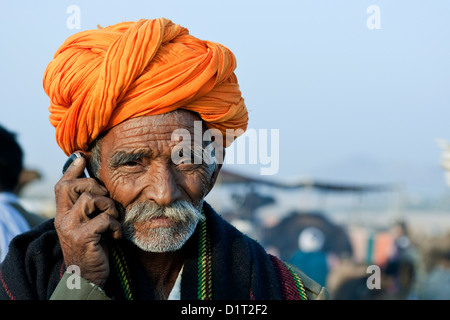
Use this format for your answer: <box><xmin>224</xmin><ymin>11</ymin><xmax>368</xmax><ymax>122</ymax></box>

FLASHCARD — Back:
<box><xmin>0</xmin><ymin>192</ymin><xmax>19</xmax><ymax>204</ymax></box>
<box><xmin>167</xmin><ymin>265</ymin><xmax>183</xmax><ymax>300</ymax></box>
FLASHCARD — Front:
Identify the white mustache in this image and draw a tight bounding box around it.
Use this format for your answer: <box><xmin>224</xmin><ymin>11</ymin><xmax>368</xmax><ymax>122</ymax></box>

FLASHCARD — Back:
<box><xmin>124</xmin><ymin>199</ymin><xmax>204</xmax><ymax>225</ymax></box>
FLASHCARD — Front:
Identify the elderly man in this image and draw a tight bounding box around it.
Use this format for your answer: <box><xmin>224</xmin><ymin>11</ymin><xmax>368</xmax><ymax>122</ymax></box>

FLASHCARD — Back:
<box><xmin>0</xmin><ymin>18</ymin><xmax>328</xmax><ymax>300</ymax></box>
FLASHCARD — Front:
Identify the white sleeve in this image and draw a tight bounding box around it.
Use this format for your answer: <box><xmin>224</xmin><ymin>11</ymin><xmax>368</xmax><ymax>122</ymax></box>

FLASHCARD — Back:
<box><xmin>0</xmin><ymin>201</ymin><xmax>30</xmax><ymax>261</ymax></box>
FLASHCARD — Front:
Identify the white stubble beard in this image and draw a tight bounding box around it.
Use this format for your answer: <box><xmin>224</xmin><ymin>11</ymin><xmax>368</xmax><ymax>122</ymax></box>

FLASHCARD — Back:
<box><xmin>122</xmin><ymin>199</ymin><xmax>204</xmax><ymax>253</ymax></box>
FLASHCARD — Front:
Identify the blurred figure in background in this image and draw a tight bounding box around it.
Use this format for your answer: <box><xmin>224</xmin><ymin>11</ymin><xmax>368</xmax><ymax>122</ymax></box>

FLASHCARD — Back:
<box><xmin>417</xmin><ymin>233</ymin><xmax>450</xmax><ymax>300</ymax></box>
<box><xmin>384</xmin><ymin>220</ymin><xmax>418</xmax><ymax>299</ymax></box>
<box><xmin>0</xmin><ymin>124</ymin><xmax>44</xmax><ymax>261</ymax></box>
<box><xmin>289</xmin><ymin>227</ymin><xmax>329</xmax><ymax>287</ymax></box>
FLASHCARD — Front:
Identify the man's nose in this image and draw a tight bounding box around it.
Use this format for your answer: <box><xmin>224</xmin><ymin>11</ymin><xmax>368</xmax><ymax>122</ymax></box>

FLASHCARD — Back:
<box><xmin>143</xmin><ymin>162</ymin><xmax>182</xmax><ymax>207</ymax></box>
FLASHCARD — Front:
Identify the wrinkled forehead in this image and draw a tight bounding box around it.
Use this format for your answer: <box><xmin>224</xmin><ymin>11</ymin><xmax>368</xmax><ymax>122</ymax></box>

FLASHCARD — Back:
<box><xmin>117</xmin><ymin>109</ymin><xmax>200</xmax><ymax>132</ymax></box>
<box><xmin>101</xmin><ymin>110</ymin><xmax>209</xmax><ymax>151</ymax></box>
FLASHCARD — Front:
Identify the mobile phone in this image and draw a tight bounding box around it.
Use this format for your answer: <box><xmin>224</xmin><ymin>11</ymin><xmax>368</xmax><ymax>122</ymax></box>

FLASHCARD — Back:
<box><xmin>62</xmin><ymin>152</ymin><xmax>91</xmax><ymax>178</ymax></box>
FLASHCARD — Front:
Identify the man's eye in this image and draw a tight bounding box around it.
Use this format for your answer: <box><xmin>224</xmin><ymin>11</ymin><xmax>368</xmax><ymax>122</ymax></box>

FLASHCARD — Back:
<box><xmin>176</xmin><ymin>149</ymin><xmax>193</xmax><ymax>164</ymax></box>
<box><xmin>124</xmin><ymin>161</ymin><xmax>139</xmax><ymax>167</ymax></box>
<box><xmin>175</xmin><ymin>159</ymin><xmax>191</xmax><ymax>167</ymax></box>
<box><xmin>176</xmin><ymin>157</ymin><xmax>204</xmax><ymax>171</ymax></box>
<box><xmin>172</xmin><ymin>147</ymin><xmax>204</xmax><ymax>169</ymax></box>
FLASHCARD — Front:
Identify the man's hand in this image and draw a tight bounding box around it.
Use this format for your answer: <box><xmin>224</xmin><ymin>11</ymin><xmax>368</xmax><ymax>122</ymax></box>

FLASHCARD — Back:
<box><xmin>54</xmin><ymin>153</ymin><xmax>122</xmax><ymax>288</ymax></box>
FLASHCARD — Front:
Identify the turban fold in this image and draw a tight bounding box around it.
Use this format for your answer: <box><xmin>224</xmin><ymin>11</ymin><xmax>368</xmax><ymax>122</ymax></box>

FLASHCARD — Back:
<box><xmin>43</xmin><ymin>18</ymin><xmax>248</xmax><ymax>156</ymax></box>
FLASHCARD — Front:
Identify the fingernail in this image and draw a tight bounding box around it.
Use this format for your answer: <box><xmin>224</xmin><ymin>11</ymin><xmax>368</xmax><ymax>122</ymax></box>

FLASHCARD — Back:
<box><xmin>73</xmin><ymin>156</ymin><xmax>82</xmax><ymax>166</ymax></box>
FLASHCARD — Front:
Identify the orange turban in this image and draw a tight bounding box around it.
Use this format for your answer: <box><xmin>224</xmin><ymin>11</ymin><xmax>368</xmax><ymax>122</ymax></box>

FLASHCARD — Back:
<box><xmin>43</xmin><ymin>18</ymin><xmax>248</xmax><ymax>156</ymax></box>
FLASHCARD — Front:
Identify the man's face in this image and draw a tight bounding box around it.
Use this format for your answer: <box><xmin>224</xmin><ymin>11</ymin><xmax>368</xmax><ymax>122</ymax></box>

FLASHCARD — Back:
<box><xmin>95</xmin><ymin>111</ymin><xmax>220</xmax><ymax>252</ymax></box>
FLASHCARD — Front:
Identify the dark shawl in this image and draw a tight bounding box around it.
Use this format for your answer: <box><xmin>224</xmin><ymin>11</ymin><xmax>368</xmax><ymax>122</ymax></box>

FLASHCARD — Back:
<box><xmin>0</xmin><ymin>202</ymin><xmax>304</xmax><ymax>300</ymax></box>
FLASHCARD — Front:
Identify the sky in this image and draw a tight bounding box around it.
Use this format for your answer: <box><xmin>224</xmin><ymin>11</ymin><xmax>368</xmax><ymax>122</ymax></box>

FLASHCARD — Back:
<box><xmin>0</xmin><ymin>0</ymin><xmax>449</xmax><ymax>198</ymax></box>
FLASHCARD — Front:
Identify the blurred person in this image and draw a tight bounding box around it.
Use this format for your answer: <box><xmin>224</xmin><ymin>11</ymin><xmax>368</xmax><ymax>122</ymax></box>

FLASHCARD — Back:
<box><xmin>289</xmin><ymin>227</ymin><xmax>329</xmax><ymax>287</ymax></box>
<box><xmin>417</xmin><ymin>233</ymin><xmax>450</xmax><ymax>300</ymax></box>
<box><xmin>0</xmin><ymin>125</ymin><xmax>44</xmax><ymax>261</ymax></box>
<box><xmin>384</xmin><ymin>220</ymin><xmax>419</xmax><ymax>299</ymax></box>
<box><xmin>0</xmin><ymin>18</ymin><xmax>328</xmax><ymax>300</ymax></box>
<box><xmin>332</xmin><ymin>275</ymin><xmax>387</xmax><ymax>300</ymax></box>
<box><xmin>326</xmin><ymin>258</ymin><xmax>388</xmax><ymax>300</ymax></box>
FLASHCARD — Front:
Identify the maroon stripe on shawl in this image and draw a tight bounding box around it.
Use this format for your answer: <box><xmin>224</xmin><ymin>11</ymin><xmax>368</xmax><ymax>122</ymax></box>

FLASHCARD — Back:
<box><xmin>0</xmin><ymin>268</ymin><xmax>15</xmax><ymax>300</ymax></box>
<box><xmin>269</xmin><ymin>254</ymin><xmax>301</xmax><ymax>300</ymax></box>
<box><xmin>59</xmin><ymin>260</ymin><xmax>66</xmax><ymax>279</ymax></box>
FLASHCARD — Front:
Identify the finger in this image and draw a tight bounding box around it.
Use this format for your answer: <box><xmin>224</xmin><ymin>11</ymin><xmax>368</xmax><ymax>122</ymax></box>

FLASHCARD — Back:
<box><xmin>73</xmin><ymin>192</ymin><xmax>120</xmax><ymax>220</ymax></box>
<box><xmin>56</xmin><ymin>192</ymin><xmax>120</xmax><ymax>232</ymax></box>
<box><xmin>69</xmin><ymin>178</ymin><xmax>108</xmax><ymax>197</ymax></box>
<box><xmin>84</xmin><ymin>212</ymin><xmax>123</xmax><ymax>240</ymax></box>
<box><xmin>55</xmin><ymin>177</ymin><xmax>108</xmax><ymax>206</ymax></box>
